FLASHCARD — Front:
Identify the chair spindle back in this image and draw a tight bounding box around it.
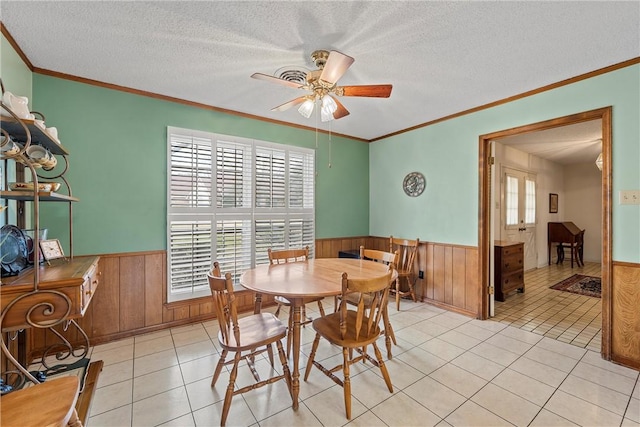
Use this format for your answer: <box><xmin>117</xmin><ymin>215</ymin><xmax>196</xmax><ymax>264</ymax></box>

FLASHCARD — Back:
<box><xmin>207</xmin><ymin>262</ymin><xmax>240</xmax><ymax>347</ymax></box>
<box><xmin>359</xmin><ymin>246</ymin><xmax>398</xmax><ymax>268</ymax></box>
<box><xmin>337</xmin><ymin>269</ymin><xmax>393</xmax><ymax>341</ymax></box>
<box><xmin>390</xmin><ymin>237</ymin><xmax>419</xmax><ymax>274</ymax></box>
<box><xmin>268</xmin><ymin>246</ymin><xmax>310</xmax><ymax>264</ymax></box>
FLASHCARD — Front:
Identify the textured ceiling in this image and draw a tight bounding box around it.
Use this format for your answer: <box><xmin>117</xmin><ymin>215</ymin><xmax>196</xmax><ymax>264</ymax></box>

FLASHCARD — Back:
<box><xmin>1</xmin><ymin>1</ymin><xmax>638</xmax><ymax>155</ymax></box>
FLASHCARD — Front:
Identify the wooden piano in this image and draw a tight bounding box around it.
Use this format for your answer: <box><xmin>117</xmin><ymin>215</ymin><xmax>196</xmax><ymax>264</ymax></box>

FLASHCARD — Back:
<box><xmin>547</xmin><ymin>222</ymin><xmax>585</xmax><ymax>268</ymax></box>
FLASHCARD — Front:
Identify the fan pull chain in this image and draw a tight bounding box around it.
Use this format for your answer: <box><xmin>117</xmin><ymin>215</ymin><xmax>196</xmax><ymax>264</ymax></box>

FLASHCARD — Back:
<box><xmin>328</xmin><ymin>121</ymin><xmax>332</xmax><ymax>168</ymax></box>
<box><xmin>315</xmin><ymin>99</ymin><xmax>319</xmax><ymax>176</ymax></box>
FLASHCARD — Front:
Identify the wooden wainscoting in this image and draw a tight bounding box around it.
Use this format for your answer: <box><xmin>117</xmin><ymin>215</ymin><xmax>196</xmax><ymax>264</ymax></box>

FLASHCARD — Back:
<box><xmin>28</xmin><ymin>251</ymin><xmax>266</xmax><ymax>353</ymax></box>
<box><xmin>315</xmin><ymin>236</ymin><xmax>375</xmax><ymax>258</ymax></box>
<box><xmin>27</xmin><ymin>236</ymin><xmax>482</xmax><ymax>354</ymax></box>
<box><xmin>368</xmin><ymin>236</ymin><xmax>479</xmax><ymax>317</ymax></box>
<box><xmin>27</xmin><ymin>238</ymin><xmax>373</xmax><ymax>353</ymax></box>
<box><xmin>611</xmin><ymin>261</ymin><xmax>640</xmax><ymax>370</ymax></box>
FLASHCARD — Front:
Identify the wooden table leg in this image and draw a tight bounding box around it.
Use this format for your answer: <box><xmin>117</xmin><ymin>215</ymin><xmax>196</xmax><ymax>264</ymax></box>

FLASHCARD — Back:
<box><xmin>253</xmin><ymin>292</ymin><xmax>263</xmax><ymax>314</ymax></box>
<box><xmin>291</xmin><ymin>300</ymin><xmax>302</xmax><ymax>410</ymax></box>
<box><xmin>570</xmin><ymin>243</ymin><xmax>575</xmax><ymax>268</ymax></box>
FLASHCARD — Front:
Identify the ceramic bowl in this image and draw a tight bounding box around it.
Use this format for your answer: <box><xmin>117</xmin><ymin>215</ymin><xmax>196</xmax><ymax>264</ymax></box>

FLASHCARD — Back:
<box><xmin>9</xmin><ymin>182</ymin><xmax>53</xmax><ymax>192</ymax></box>
<box><xmin>41</xmin><ymin>182</ymin><xmax>61</xmax><ymax>192</ymax></box>
<box><xmin>1</xmin><ymin>135</ymin><xmax>21</xmax><ymax>157</ymax></box>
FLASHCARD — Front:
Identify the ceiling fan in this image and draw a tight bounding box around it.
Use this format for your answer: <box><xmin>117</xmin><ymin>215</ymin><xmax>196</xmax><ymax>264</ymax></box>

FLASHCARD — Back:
<box><xmin>251</xmin><ymin>50</ymin><xmax>392</xmax><ymax>122</ymax></box>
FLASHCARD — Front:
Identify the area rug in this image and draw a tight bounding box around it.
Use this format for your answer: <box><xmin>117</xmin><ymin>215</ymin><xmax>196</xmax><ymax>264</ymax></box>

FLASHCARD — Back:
<box><xmin>550</xmin><ymin>274</ymin><xmax>601</xmax><ymax>298</ymax></box>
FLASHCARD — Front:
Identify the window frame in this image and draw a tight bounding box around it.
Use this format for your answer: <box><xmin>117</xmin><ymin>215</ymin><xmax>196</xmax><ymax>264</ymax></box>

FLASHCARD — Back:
<box><xmin>166</xmin><ymin>127</ymin><xmax>315</xmax><ymax>302</ymax></box>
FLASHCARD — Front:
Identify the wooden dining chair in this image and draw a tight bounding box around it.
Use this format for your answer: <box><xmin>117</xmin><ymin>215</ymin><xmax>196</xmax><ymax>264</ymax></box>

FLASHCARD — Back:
<box><xmin>268</xmin><ymin>246</ymin><xmax>326</xmax><ymax>357</ymax></box>
<box><xmin>337</xmin><ymin>246</ymin><xmax>398</xmax><ymax>358</ymax></box>
<box><xmin>304</xmin><ymin>268</ymin><xmax>394</xmax><ymax>420</ymax></box>
<box><xmin>389</xmin><ymin>236</ymin><xmax>420</xmax><ymax>310</ymax></box>
<box><xmin>207</xmin><ymin>262</ymin><xmax>293</xmax><ymax>426</ymax></box>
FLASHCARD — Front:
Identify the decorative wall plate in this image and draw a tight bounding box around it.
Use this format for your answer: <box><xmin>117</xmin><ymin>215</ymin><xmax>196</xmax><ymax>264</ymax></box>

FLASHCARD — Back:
<box><xmin>0</xmin><ymin>225</ymin><xmax>29</xmax><ymax>277</ymax></box>
<box><xmin>402</xmin><ymin>172</ymin><xmax>425</xmax><ymax>197</ymax></box>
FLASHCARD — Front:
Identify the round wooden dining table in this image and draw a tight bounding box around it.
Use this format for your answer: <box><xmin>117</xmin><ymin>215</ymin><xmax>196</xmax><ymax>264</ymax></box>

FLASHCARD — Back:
<box><xmin>241</xmin><ymin>257</ymin><xmax>396</xmax><ymax>410</ymax></box>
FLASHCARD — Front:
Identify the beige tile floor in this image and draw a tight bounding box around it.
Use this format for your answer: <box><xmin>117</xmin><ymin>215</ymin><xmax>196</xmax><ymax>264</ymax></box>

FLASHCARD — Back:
<box><xmin>85</xmin><ymin>266</ymin><xmax>639</xmax><ymax>427</ymax></box>
<box><xmin>493</xmin><ymin>261</ymin><xmax>602</xmax><ymax>352</ymax></box>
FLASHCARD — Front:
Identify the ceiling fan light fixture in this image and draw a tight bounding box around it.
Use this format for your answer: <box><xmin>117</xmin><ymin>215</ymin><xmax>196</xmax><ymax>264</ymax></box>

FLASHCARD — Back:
<box><xmin>322</xmin><ymin>95</ymin><xmax>337</xmax><ymax>113</ymax></box>
<box><xmin>298</xmin><ymin>98</ymin><xmax>315</xmax><ymax>118</ymax></box>
<box><xmin>320</xmin><ymin>95</ymin><xmax>337</xmax><ymax>121</ymax></box>
<box><xmin>253</xmin><ymin>49</ymin><xmax>389</xmax><ymax>121</ymax></box>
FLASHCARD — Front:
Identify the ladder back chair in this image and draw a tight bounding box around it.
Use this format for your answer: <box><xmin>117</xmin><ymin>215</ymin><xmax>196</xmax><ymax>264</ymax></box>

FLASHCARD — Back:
<box><xmin>389</xmin><ymin>236</ymin><xmax>420</xmax><ymax>310</ymax></box>
<box><xmin>268</xmin><ymin>246</ymin><xmax>326</xmax><ymax>357</ymax></box>
<box><xmin>304</xmin><ymin>269</ymin><xmax>394</xmax><ymax>420</ymax></box>
<box><xmin>339</xmin><ymin>246</ymin><xmax>398</xmax><ymax>358</ymax></box>
<box><xmin>207</xmin><ymin>262</ymin><xmax>293</xmax><ymax>426</ymax></box>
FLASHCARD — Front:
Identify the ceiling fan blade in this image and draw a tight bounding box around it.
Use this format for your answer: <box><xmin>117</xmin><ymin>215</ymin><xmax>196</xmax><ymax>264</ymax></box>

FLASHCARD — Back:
<box><xmin>330</xmin><ymin>96</ymin><xmax>350</xmax><ymax>120</ymax></box>
<box><xmin>271</xmin><ymin>97</ymin><xmax>307</xmax><ymax>112</ymax></box>
<box><xmin>251</xmin><ymin>73</ymin><xmax>303</xmax><ymax>89</ymax></box>
<box><xmin>340</xmin><ymin>84</ymin><xmax>393</xmax><ymax>98</ymax></box>
<box><xmin>319</xmin><ymin>50</ymin><xmax>355</xmax><ymax>85</ymax></box>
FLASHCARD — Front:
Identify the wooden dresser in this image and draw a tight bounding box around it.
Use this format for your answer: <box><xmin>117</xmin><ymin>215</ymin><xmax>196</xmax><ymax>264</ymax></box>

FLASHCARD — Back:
<box><xmin>494</xmin><ymin>241</ymin><xmax>524</xmax><ymax>301</ymax></box>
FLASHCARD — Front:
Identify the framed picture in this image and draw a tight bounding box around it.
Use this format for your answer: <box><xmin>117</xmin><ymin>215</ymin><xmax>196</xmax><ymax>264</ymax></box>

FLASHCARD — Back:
<box><xmin>39</xmin><ymin>239</ymin><xmax>66</xmax><ymax>263</ymax></box>
<box><xmin>549</xmin><ymin>193</ymin><xmax>558</xmax><ymax>213</ymax></box>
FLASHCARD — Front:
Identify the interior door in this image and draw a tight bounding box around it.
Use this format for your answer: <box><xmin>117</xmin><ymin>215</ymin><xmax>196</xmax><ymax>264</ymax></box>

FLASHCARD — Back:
<box><xmin>502</xmin><ymin>167</ymin><xmax>537</xmax><ymax>270</ymax></box>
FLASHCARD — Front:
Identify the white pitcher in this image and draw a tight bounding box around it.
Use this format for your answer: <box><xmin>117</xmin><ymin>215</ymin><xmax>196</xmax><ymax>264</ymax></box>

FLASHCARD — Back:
<box><xmin>1</xmin><ymin>92</ymin><xmax>30</xmax><ymax>119</ymax></box>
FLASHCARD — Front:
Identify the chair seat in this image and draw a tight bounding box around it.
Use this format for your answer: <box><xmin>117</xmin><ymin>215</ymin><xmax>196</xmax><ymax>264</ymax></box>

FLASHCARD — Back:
<box><xmin>312</xmin><ymin>311</ymin><xmax>382</xmax><ymax>348</ymax></box>
<box><xmin>217</xmin><ymin>313</ymin><xmax>287</xmax><ymax>351</ymax></box>
<box><xmin>275</xmin><ymin>295</ymin><xmax>324</xmax><ymax>306</ymax></box>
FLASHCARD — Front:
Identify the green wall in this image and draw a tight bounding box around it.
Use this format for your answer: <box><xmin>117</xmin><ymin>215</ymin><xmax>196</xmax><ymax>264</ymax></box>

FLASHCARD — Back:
<box><xmin>1</xmin><ymin>35</ymin><xmax>33</xmax><ymax>227</ymax></box>
<box><xmin>29</xmin><ymin>76</ymin><xmax>369</xmax><ymax>255</ymax></box>
<box><xmin>3</xmin><ymin>34</ymin><xmax>639</xmax><ymax>262</ymax></box>
<box><xmin>0</xmin><ymin>36</ymin><xmax>31</xmax><ymax>99</ymax></box>
<box><xmin>370</xmin><ymin>64</ymin><xmax>640</xmax><ymax>263</ymax></box>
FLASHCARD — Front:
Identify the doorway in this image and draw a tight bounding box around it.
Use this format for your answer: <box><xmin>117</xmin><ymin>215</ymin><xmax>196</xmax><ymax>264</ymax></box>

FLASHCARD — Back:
<box><xmin>501</xmin><ymin>166</ymin><xmax>537</xmax><ymax>270</ymax></box>
<box><xmin>478</xmin><ymin>107</ymin><xmax>612</xmax><ymax>359</ymax></box>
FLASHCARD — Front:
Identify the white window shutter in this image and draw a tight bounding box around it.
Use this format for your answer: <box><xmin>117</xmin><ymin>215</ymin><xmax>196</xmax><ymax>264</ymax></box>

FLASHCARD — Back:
<box><xmin>255</xmin><ymin>147</ymin><xmax>286</xmax><ymax>208</ymax></box>
<box><xmin>169</xmin><ymin>219</ymin><xmax>212</xmax><ymax>295</ymax></box>
<box><xmin>170</xmin><ymin>134</ymin><xmax>212</xmax><ymax>208</ymax></box>
<box><xmin>167</xmin><ymin>127</ymin><xmax>314</xmax><ymax>302</ymax></box>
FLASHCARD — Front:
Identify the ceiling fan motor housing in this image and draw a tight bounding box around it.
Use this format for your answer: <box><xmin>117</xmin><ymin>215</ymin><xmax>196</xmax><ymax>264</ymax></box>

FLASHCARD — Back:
<box><xmin>311</xmin><ymin>50</ymin><xmax>330</xmax><ymax>69</ymax></box>
<box><xmin>252</xmin><ymin>48</ymin><xmax>391</xmax><ymax>121</ymax></box>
